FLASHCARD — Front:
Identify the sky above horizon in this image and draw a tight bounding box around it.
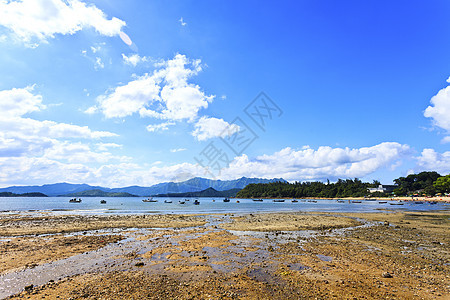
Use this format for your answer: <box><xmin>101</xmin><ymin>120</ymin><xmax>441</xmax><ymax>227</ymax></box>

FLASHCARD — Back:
<box><xmin>0</xmin><ymin>0</ymin><xmax>450</xmax><ymax>188</ymax></box>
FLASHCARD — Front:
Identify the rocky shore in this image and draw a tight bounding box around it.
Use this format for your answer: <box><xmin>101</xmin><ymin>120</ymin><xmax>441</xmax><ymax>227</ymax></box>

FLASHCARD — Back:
<box><xmin>0</xmin><ymin>211</ymin><xmax>448</xmax><ymax>299</ymax></box>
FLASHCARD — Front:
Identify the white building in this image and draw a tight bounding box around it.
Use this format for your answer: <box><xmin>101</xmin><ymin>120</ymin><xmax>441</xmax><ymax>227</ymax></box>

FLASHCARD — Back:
<box><xmin>368</xmin><ymin>185</ymin><xmax>396</xmax><ymax>194</ymax></box>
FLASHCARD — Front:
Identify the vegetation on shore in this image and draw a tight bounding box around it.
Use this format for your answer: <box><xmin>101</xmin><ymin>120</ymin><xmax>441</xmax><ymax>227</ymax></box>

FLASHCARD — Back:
<box><xmin>237</xmin><ymin>171</ymin><xmax>450</xmax><ymax>198</ymax></box>
<box><xmin>0</xmin><ymin>192</ymin><xmax>48</xmax><ymax>197</ymax></box>
<box><xmin>60</xmin><ymin>189</ymin><xmax>138</xmax><ymax>197</ymax></box>
<box><xmin>152</xmin><ymin>187</ymin><xmax>240</xmax><ymax>198</ymax></box>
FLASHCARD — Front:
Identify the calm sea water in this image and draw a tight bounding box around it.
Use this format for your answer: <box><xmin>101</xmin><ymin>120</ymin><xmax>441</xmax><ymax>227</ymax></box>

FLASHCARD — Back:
<box><xmin>0</xmin><ymin>197</ymin><xmax>448</xmax><ymax>215</ymax></box>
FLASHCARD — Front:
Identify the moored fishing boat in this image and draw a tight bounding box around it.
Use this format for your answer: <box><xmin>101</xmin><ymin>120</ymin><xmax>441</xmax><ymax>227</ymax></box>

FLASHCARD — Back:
<box><xmin>142</xmin><ymin>197</ymin><xmax>157</xmax><ymax>202</ymax></box>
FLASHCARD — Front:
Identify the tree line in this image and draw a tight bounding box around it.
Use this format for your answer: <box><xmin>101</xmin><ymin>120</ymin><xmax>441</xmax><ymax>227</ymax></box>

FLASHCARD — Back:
<box><xmin>236</xmin><ymin>171</ymin><xmax>450</xmax><ymax>198</ymax></box>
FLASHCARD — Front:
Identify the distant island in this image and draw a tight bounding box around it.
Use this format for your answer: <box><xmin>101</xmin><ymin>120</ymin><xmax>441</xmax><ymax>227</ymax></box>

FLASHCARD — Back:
<box><xmin>0</xmin><ymin>192</ymin><xmax>48</xmax><ymax>197</ymax></box>
<box><xmin>152</xmin><ymin>187</ymin><xmax>241</xmax><ymax>198</ymax></box>
<box><xmin>60</xmin><ymin>189</ymin><xmax>138</xmax><ymax>197</ymax></box>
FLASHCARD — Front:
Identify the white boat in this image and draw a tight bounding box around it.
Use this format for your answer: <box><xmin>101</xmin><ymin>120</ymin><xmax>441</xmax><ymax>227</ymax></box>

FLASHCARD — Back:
<box><xmin>142</xmin><ymin>197</ymin><xmax>157</xmax><ymax>202</ymax></box>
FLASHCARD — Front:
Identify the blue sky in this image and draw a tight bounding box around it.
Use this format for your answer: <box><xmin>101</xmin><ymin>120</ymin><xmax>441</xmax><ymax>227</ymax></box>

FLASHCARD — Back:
<box><xmin>0</xmin><ymin>0</ymin><xmax>449</xmax><ymax>187</ymax></box>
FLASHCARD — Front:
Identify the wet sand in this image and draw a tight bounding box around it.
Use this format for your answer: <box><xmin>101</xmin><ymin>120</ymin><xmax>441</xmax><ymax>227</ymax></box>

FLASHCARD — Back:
<box><xmin>0</xmin><ymin>211</ymin><xmax>448</xmax><ymax>299</ymax></box>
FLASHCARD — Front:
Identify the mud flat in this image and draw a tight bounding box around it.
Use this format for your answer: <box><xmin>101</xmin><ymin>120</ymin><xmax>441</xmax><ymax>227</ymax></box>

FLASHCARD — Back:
<box><xmin>1</xmin><ymin>211</ymin><xmax>448</xmax><ymax>299</ymax></box>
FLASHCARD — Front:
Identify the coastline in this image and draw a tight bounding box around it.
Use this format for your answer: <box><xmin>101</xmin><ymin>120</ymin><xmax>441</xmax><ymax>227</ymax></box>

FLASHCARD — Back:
<box><xmin>0</xmin><ymin>210</ymin><xmax>448</xmax><ymax>299</ymax></box>
<box><xmin>239</xmin><ymin>196</ymin><xmax>450</xmax><ymax>203</ymax></box>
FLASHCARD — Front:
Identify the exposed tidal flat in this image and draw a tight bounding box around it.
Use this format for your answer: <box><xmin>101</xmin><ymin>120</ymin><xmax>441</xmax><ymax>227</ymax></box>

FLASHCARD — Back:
<box><xmin>0</xmin><ymin>209</ymin><xmax>448</xmax><ymax>299</ymax></box>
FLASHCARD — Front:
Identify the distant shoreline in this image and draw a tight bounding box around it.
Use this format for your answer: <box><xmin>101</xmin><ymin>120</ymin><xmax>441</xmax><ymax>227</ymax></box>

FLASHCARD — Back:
<box><xmin>235</xmin><ymin>196</ymin><xmax>450</xmax><ymax>203</ymax></box>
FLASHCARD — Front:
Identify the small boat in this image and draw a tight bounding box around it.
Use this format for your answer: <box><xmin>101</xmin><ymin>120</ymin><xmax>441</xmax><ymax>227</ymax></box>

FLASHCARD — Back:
<box><xmin>236</xmin><ymin>200</ymin><xmax>240</xmax><ymax>203</ymax></box>
<box><xmin>178</xmin><ymin>200</ymin><xmax>185</xmax><ymax>204</ymax></box>
<box><xmin>193</xmin><ymin>199</ymin><xmax>200</xmax><ymax>205</ymax></box>
<box><xmin>308</xmin><ymin>200</ymin><xmax>317</xmax><ymax>203</ymax></box>
<box><xmin>164</xmin><ymin>200</ymin><xmax>172</xmax><ymax>203</ymax></box>
<box><xmin>252</xmin><ymin>199</ymin><xmax>263</xmax><ymax>202</ymax></box>
<box><xmin>69</xmin><ymin>198</ymin><xmax>82</xmax><ymax>203</ymax></box>
<box><xmin>351</xmin><ymin>200</ymin><xmax>362</xmax><ymax>203</ymax></box>
<box><xmin>428</xmin><ymin>201</ymin><xmax>437</xmax><ymax>205</ymax></box>
<box><xmin>273</xmin><ymin>199</ymin><xmax>285</xmax><ymax>202</ymax></box>
<box><xmin>389</xmin><ymin>202</ymin><xmax>404</xmax><ymax>206</ymax></box>
<box><xmin>291</xmin><ymin>199</ymin><xmax>298</xmax><ymax>203</ymax></box>
<box><xmin>223</xmin><ymin>198</ymin><xmax>230</xmax><ymax>202</ymax></box>
<box><xmin>414</xmin><ymin>201</ymin><xmax>424</xmax><ymax>204</ymax></box>
<box><xmin>337</xmin><ymin>200</ymin><xmax>345</xmax><ymax>203</ymax></box>
<box><xmin>100</xmin><ymin>200</ymin><xmax>106</xmax><ymax>204</ymax></box>
<box><xmin>365</xmin><ymin>199</ymin><xmax>376</xmax><ymax>201</ymax></box>
<box><xmin>142</xmin><ymin>198</ymin><xmax>157</xmax><ymax>202</ymax></box>
<box><xmin>378</xmin><ymin>201</ymin><xmax>387</xmax><ymax>204</ymax></box>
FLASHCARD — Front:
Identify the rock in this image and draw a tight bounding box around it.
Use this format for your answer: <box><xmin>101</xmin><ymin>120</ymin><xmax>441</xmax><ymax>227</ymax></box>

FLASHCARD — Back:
<box><xmin>135</xmin><ymin>262</ymin><xmax>145</xmax><ymax>267</ymax></box>
<box><xmin>382</xmin><ymin>272</ymin><xmax>393</xmax><ymax>278</ymax></box>
<box><xmin>24</xmin><ymin>284</ymin><xmax>34</xmax><ymax>291</ymax></box>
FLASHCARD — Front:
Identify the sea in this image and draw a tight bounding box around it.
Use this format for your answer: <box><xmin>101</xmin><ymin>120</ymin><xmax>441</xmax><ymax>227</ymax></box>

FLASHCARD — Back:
<box><xmin>0</xmin><ymin>197</ymin><xmax>448</xmax><ymax>215</ymax></box>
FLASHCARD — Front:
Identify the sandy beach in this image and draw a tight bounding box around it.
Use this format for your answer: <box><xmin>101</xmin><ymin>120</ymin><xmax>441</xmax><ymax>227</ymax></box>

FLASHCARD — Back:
<box><xmin>0</xmin><ymin>211</ymin><xmax>448</xmax><ymax>299</ymax></box>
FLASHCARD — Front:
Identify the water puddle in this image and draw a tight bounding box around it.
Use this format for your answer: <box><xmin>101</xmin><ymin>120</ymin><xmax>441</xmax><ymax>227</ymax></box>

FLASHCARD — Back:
<box><xmin>288</xmin><ymin>263</ymin><xmax>310</xmax><ymax>271</ymax></box>
<box><xmin>316</xmin><ymin>254</ymin><xmax>332</xmax><ymax>262</ymax></box>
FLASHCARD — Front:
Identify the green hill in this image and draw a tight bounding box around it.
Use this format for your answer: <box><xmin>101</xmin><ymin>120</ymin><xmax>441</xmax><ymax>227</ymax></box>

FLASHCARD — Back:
<box><xmin>153</xmin><ymin>187</ymin><xmax>240</xmax><ymax>198</ymax></box>
<box><xmin>61</xmin><ymin>189</ymin><xmax>138</xmax><ymax>197</ymax></box>
<box><xmin>0</xmin><ymin>192</ymin><xmax>48</xmax><ymax>197</ymax></box>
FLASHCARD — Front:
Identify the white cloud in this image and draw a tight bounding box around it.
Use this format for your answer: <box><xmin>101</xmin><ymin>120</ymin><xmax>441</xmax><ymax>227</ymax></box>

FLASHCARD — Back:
<box><xmin>96</xmin><ymin>143</ymin><xmax>122</xmax><ymax>152</ymax></box>
<box><xmin>442</xmin><ymin>136</ymin><xmax>450</xmax><ymax>144</ymax></box>
<box><xmin>416</xmin><ymin>148</ymin><xmax>450</xmax><ymax>175</ymax></box>
<box><xmin>0</xmin><ymin>140</ymin><xmax>412</xmax><ymax>188</ymax></box>
<box><xmin>179</xmin><ymin>17</ymin><xmax>187</xmax><ymax>26</ymax></box>
<box><xmin>424</xmin><ymin>84</ymin><xmax>450</xmax><ymax>132</ymax></box>
<box><xmin>146</xmin><ymin>121</ymin><xmax>175</xmax><ymax>132</ymax></box>
<box><xmin>192</xmin><ymin>116</ymin><xmax>240</xmax><ymax>141</ymax></box>
<box><xmin>122</xmin><ymin>53</ymin><xmax>150</xmax><ymax>67</ymax></box>
<box><xmin>93</xmin><ymin>54</ymin><xmax>214</xmax><ymax>122</ymax></box>
<box><xmin>84</xmin><ymin>106</ymin><xmax>97</xmax><ymax>114</ymax></box>
<box><xmin>44</xmin><ymin>141</ymin><xmax>128</xmax><ymax>163</ymax></box>
<box><xmin>91</xmin><ymin>45</ymin><xmax>101</xmax><ymax>53</ymax></box>
<box><xmin>0</xmin><ymin>0</ymin><xmax>126</xmax><ymax>46</ymax></box>
<box><xmin>219</xmin><ymin>142</ymin><xmax>411</xmax><ymax>181</ymax></box>
<box><xmin>94</xmin><ymin>57</ymin><xmax>104</xmax><ymax>69</ymax></box>
<box><xmin>0</xmin><ymin>86</ymin><xmax>45</xmax><ymax>117</ymax></box>
<box><xmin>0</xmin><ymin>87</ymin><xmax>120</xmax><ymax>166</ymax></box>
<box><xmin>170</xmin><ymin>148</ymin><xmax>187</xmax><ymax>153</ymax></box>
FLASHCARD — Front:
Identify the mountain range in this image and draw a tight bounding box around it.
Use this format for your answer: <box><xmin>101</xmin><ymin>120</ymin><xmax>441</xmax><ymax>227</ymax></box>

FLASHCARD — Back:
<box><xmin>0</xmin><ymin>177</ymin><xmax>285</xmax><ymax>197</ymax></box>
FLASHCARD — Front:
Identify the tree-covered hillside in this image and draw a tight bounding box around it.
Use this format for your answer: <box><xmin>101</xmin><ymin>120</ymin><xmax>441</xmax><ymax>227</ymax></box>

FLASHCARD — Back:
<box><xmin>236</xmin><ymin>172</ymin><xmax>449</xmax><ymax>198</ymax></box>
<box><xmin>236</xmin><ymin>179</ymin><xmax>371</xmax><ymax>198</ymax></box>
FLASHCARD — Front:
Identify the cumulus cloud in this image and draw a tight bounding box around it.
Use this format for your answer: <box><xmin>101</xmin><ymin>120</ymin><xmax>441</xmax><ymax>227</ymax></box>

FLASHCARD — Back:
<box><xmin>92</xmin><ymin>54</ymin><xmax>214</xmax><ymax>122</ymax></box>
<box><xmin>122</xmin><ymin>53</ymin><xmax>150</xmax><ymax>66</ymax></box>
<box><xmin>0</xmin><ymin>87</ymin><xmax>120</xmax><ymax>166</ymax></box>
<box><xmin>424</xmin><ymin>82</ymin><xmax>450</xmax><ymax>143</ymax></box>
<box><xmin>192</xmin><ymin>116</ymin><xmax>240</xmax><ymax>141</ymax></box>
<box><xmin>219</xmin><ymin>142</ymin><xmax>411</xmax><ymax>181</ymax></box>
<box><xmin>416</xmin><ymin>148</ymin><xmax>450</xmax><ymax>175</ymax></box>
<box><xmin>0</xmin><ymin>0</ymin><xmax>126</xmax><ymax>45</ymax></box>
<box><xmin>0</xmin><ymin>141</ymin><xmax>412</xmax><ymax>187</ymax></box>
<box><xmin>0</xmin><ymin>86</ymin><xmax>45</xmax><ymax>117</ymax></box>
